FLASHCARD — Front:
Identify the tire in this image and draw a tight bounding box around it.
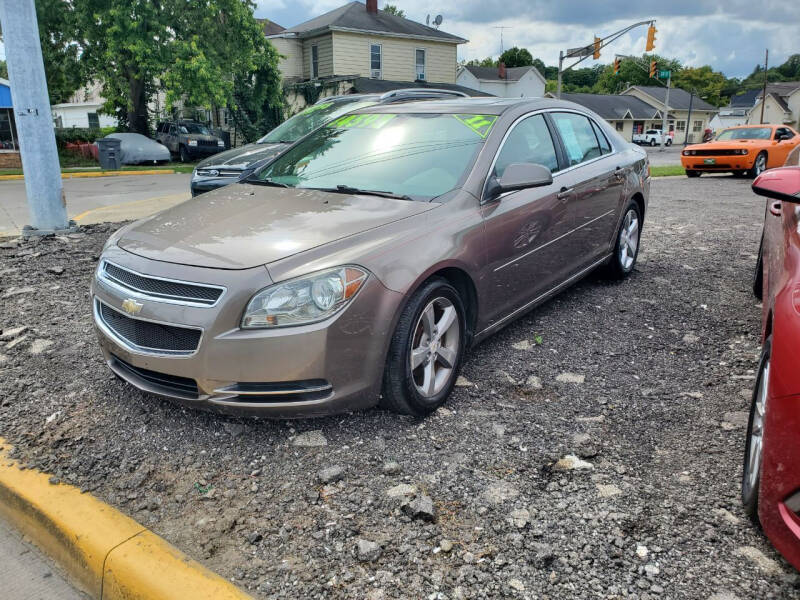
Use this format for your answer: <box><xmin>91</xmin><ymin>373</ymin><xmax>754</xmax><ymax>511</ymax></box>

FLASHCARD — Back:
<box><xmin>666</xmin><ymin>138</ymin><xmax>672</xmax><ymax>146</ymax></box>
<box><xmin>603</xmin><ymin>200</ymin><xmax>642</xmax><ymax>279</ymax></box>
<box><xmin>686</xmin><ymin>170</ymin><xmax>701</xmax><ymax>178</ymax></box>
<box><xmin>380</xmin><ymin>278</ymin><xmax>466</xmax><ymax>416</ymax></box>
<box><xmin>742</xmin><ymin>338</ymin><xmax>771</xmax><ymax>522</ymax></box>
<box><xmin>649</xmin><ymin>139</ymin><xmax>656</xmax><ymax>146</ymax></box>
<box><xmin>753</xmin><ymin>233</ymin><xmax>764</xmax><ymax>300</ymax></box>
<box><xmin>179</xmin><ymin>145</ymin><xmax>190</xmax><ymax>163</ymax></box>
<box><xmin>749</xmin><ymin>151</ymin><xmax>767</xmax><ymax>179</ymax></box>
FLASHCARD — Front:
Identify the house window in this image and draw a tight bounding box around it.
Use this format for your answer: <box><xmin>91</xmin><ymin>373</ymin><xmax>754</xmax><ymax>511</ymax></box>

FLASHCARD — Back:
<box><xmin>615</xmin><ymin>122</ymin><xmax>624</xmax><ymax>132</ymax></box>
<box><xmin>693</xmin><ymin>120</ymin><xmax>703</xmax><ymax>132</ymax></box>
<box><xmin>311</xmin><ymin>45</ymin><xmax>319</xmax><ymax>79</ymax></box>
<box><xmin>370</xmin><ymin>43</ymin><xmax>382</xmax><ymax>79</ymax></box>
<box><xmin>87</xmin><ymin>112</ymin><xmax>100</xmax><ymax>129</ymax></box>
<box><xmin>415</xmin><ymin>49</ymin><xmax>426</xmax><ymax>81</ymax></box>
<box><xmin>676</xmin><ymin>120</ymin><xmax>686</xmax><ymax>132</ymax></box>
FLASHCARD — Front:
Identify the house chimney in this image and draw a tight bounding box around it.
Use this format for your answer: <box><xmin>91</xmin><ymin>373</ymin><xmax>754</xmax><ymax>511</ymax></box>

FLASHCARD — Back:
<box><xmin>366</xmin><ymin>0</ymin><xmax>378</xmax><ymax>13</ymax></box>
<box><xmin>498</xmin><ymin>62</ymin><xmax>506</xmax><ymax>80</ymax></box>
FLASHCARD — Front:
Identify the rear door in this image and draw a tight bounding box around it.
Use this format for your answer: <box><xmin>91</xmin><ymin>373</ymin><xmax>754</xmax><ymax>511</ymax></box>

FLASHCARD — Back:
<box><xmin>548</xmin><ymin>111</ymin><xmax>626</xmax><ymax>268</ymax></box>
<box><xmin>481</xmin><ymin>112</ymin><xmax>574</xmax><ymax>327</ymax></box>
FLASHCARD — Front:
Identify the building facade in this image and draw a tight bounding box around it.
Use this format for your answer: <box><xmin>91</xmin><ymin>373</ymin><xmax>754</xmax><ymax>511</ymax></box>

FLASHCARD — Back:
<box><xmin>622</xmin><ymin>86</ymin><xmax>717</xmax><ymax>144</ymax></box>
<box><xmin>456</xmin><ymin>64</ymin><xmax>546</xmax><ymax>98</ymax></box>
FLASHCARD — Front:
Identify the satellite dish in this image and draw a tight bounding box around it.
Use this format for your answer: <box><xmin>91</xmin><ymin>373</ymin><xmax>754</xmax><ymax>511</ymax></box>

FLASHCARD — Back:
<box><xmin>426</xmin><ymin>14</ymin><xmax>430</xmax><ymax>25</ymax></box>
<box><xmin>434</xmin><ymin>14</ymin><xmax>443</xmax><ymax>27</ymax></box>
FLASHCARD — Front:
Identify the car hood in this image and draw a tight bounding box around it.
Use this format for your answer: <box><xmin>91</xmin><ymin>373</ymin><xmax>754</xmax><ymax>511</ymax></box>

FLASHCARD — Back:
<box><xmin>195</xmin><ymin>143</ymin><xmax>287</xmax><ymax>169</ymax></box>
<box><xmin>116</xmin><ymin>184</ymin><xmax>437</xmax><ymax>270</ymax></box>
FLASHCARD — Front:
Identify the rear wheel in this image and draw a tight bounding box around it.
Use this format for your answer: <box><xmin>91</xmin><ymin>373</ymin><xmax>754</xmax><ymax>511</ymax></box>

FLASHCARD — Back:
<box><xmin>750</xmin><ymin>152</ymin><xmax>767</xmax><ymax>179</ymax></box>
<box><xmin>686</xmin><ymin>170</ymin><xmax>701</xmax><ymax>178</ymax></box>
<box><xmin>743</xmin><ymin>338</ymin><xmax>771</xmax><ymax>522</ymax></box>
<box><xmin>604</xmin><ymin>201</ymin><xmax>641</xmax><ymax>279</ymax></box>
<box><xmin>649</xmin><ymin>138</ymin><xmax>656</xmax><ymax>146</ymax></box>
<box><xmin>381</xmin><ymin>279</ymin><xmax>466</xmax><ymax>416</ymax></box>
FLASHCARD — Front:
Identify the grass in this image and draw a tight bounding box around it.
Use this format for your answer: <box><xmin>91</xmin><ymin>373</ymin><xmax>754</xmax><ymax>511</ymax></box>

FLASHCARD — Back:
<box><xmin>651</xmin><ymin>165</ymin><xmax>685</xmax><ymax>177</ymax></box>
<box><xmin>0</xmin><ymin>162</ymin><xmax>196</xmax><ymax>177</ymax></box>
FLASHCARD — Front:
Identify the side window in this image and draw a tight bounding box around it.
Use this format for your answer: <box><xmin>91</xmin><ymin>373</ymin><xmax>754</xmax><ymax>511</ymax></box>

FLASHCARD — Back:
<box><xmin>776</xmin><ymin>127</ymin><xmax>793</xmax><ymax>140</ymax></box>
<box><xmin>551</xmin><ymin>112</ymin><xmax>602</xmax><ymax>166</ymax></box>
<box><xmin>591</xmin><ymin>120</ymin><xmax>612</xmax><ymax>154</ymax></box>
<box><xmin>311</xmin><ymin>45</ymin><xmax>319</xmax><ymax>79</ymax></box>
<box><xmin>494</xmin><ymin>114</ymin><xmax>559</xmax><ymax>178</ymax></box>
<box><xmin>370</xmin><ymin>44</ymin><xmax>382</xmax><ymax>78</ymax></box>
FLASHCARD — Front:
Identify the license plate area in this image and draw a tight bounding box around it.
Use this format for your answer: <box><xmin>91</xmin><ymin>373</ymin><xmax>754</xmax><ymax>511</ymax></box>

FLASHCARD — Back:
<box><xmin>703</xmin><ymin>158</ymin><xmax>716</xmax><ymax>165</ymax></box>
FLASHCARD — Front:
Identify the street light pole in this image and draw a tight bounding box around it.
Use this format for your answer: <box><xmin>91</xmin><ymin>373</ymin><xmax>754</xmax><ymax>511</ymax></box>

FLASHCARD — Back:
<box><xmin>0</xmin><ymin>0</ymin><xmax>71</xmax><ymax>235</ymax></box>
<box><xmin>660</xmin><ymin>72</ymin><xmax>671</xmax><ymax>151</ymax></box>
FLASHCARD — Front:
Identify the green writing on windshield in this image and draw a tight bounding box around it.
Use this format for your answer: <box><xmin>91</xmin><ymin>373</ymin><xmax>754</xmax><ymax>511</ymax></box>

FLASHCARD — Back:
<box><xmin>327</xmin><ymin>113</ymin><xmax>397</xmax><ymax>130</ymax></box>
<box><xmin>453</xmin><ymin>114</ymin><xmax>497</xmax><ymax>138</ymax></box>
<box><xmin>302</xmin><ymin>102</ymin><xmax>333</xmax><ymax>114</ymax></box>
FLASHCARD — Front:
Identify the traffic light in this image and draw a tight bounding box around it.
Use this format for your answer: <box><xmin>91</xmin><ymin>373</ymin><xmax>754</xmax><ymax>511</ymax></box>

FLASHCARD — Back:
<box><xmin>649</xmin><ymin>60</ymin><xmax>657</xmax><ymax>78</ymax></box>
<box><xmin>613</xmin><ymin>57</ymin><xmax>621</xmax><ymax>75</ymax></box>
<box><xmin>645</xmin><ymin>24</ymin><xmax>657</xmax><ymax>52</ymax></box>
<box><xmin>593</xmin><ymin>37</ymin><xmax>601</xmax><ymax>60</ymax></box>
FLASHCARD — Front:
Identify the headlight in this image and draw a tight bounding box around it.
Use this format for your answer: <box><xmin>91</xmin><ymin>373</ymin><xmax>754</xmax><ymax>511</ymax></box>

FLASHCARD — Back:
<box><xmin>217</xmin><ymin>140</ymin><xmax>225</xmax><ymax>147</ymax></box>
<box><xmin>188</xmin><ymin>139</ymin><xmax>198</xmax><ymax>147</ymax></box>
<box><xmin>241</xmin><ymin>266</ymin><xmax>368</xmax><ymax>328</ymax></box>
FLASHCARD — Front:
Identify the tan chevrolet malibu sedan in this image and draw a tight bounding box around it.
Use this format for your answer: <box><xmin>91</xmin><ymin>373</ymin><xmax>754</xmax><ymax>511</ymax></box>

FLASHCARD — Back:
<box><xmin>91</xmin><ymin>98</ymin><xmax>649</xmax><ymax>417</ymax></box>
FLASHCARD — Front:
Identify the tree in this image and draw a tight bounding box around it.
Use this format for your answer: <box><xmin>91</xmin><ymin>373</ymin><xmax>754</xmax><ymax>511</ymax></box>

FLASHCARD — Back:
<box><xmin>74</xmin><ymin>0</ymin><xmax>282</xmax><ymax>135</ymax></box>
<box><xmin>594</xmin><ymin>54</ymin><xmax>682</xmax><ymax>94</ymax></box>
<box><xmin>0</xmin><ymin>60</ymin><xmax>7</xmax><ymax>80</ymax></box>
<box><xmin>466</xmin><ymin>57</ymin><xmax>497</xmax><ymax>68</ymax></box>
<box><xmin>673</xmin><ymin>65</ymin><xmax>728</xmax><ymax>107</ymax></box>
<box><xmin>498</xmin><ymin>47</ymin><xmax>533</xmax><ymax>68</ymax></box>
<box><xmin>383</xmin><ymin>4</ymin><xmax>405</xmax><ymax>17</ymax></box>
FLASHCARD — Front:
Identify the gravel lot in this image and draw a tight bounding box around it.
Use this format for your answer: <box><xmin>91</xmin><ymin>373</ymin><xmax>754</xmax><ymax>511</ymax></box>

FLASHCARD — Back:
<box><xmin>2</xmin><ymin>175</ymin><xmax>798</xmax><ymax>599</ymax></box>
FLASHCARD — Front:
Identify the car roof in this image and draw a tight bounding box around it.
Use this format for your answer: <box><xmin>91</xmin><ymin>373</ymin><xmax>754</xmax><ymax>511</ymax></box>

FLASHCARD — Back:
<box><xmin>722</xmin><ymin>124</ymin><xmax>777</xmax><ymax>129</ymax></box>
<box><xmin>318</xmin><ymin>88</ymin><xmax>470</xmax><ymax>106</ymax></box>
<box><xmin>351</xmin><ymin>97</ymin><xmax>588</xmax><ymax>116</ymax></box>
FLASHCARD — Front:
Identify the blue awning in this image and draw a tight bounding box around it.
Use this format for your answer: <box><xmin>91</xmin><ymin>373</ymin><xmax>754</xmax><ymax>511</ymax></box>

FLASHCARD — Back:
<box><xmin>0</xmin><ymin>82</ymin><xmax>12</xmax><ymax>109</ymax></box>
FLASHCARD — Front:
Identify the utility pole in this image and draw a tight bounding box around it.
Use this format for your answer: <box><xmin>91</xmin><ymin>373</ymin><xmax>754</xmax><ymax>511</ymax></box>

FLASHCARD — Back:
<box><xmin>684</xmin><ymin>90</ymin><xmax>695</xmax><ymax>145</ymax></box>
<box><xmin>660</xmin><ymin>72</ymin><xmax>671</xmax><ymax>151</ymax></box>
<box><xmin>0</xmin><ymin>0</ymin><xmax>71</xmax><ymax>235</ymax></box>
<box><xmin>760</xmin><ymin>49</ymin><xmax>769</xmax><ymax>125</ymax></box>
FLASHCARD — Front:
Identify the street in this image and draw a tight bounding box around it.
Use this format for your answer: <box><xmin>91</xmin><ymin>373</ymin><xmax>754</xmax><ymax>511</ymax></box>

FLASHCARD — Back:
<box><xmin>0</xmin><ymin>174</ymin><xmax>191</xmax><ymax>236</ymax></box>
<box><xmin>643</xmin><ymin>143</ymin><xmax>684</xmax><ymax>166</ymax></box>
<box><xmin>1</xmin><ymin>175</ymin><xmax>797</xmax><ymax>599</ymax></box>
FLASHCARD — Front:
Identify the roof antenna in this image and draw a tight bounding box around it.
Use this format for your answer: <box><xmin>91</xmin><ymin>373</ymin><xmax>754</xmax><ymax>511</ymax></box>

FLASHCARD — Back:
<box><xmin>433</xmin><ymin>14</ymin><xmax>443</xmax><ymax>29</ymax></box>
<box><xmin>426</xmin><ymin>14</ymin><xmax>430</xmax><ymax>26</ymax></box>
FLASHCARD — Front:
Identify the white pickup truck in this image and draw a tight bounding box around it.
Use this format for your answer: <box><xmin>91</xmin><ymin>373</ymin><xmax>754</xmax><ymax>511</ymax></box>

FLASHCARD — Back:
<box><xmin>633</xmin><ymin>129</ymin><xmax>672</xmax><ymax>146</ymax></box>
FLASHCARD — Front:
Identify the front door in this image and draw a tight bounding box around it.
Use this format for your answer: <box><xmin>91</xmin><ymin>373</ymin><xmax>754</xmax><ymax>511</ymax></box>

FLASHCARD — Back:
<box><xmin>548</xmin><ymin>112</ymin><xmax>626</xmax><ymax>267</ymax></box>
<box><xmin>481</xmin><ymin>112</ymin><xmax>574</xmax><ymax>328</ymax></box>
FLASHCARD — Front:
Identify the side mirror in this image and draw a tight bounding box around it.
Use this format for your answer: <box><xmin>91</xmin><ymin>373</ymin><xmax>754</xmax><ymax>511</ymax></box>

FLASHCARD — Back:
<box><xmin>777</xmin><ymin>133</ymin><xmax>793</xmax><ymax>141</ymax></box>
<box><xmin>486</xmin><ymin>163</ymin><xmax>553</xmax><ymax>200</ymax></box>
<box><xmin>752</xmin><ymin>167</ymin><xmax>800</xmax><ymax>203</ymax></box>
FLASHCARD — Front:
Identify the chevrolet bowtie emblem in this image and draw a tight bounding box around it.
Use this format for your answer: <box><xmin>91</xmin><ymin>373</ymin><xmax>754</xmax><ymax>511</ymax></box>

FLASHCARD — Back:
<box><xmin>121</xmin><ymin>298</ymin><xmax>144</xmax><ymax>315</ymax></box>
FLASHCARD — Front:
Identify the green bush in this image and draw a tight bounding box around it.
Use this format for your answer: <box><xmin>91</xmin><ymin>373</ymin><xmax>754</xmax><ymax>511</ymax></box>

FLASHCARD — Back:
<box><xmin>54</xmin><ymin>126</ymin><xmax>122</xmax><ymax>149</ymax></box>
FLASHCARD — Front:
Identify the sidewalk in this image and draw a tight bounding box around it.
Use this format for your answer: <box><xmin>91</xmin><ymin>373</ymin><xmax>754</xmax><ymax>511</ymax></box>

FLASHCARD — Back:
<box><xmin>0</xmin><ymin>173</ymin><xmax>192</xmax><ymax>237</ymax></box>
<box><xmin>0</xmin><ymin>517</ymin><xmax>88</xmax><ymax>599</ymax></box>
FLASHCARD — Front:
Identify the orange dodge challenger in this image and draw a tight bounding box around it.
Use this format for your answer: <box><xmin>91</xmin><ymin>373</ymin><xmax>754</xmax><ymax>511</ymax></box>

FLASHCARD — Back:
<box><xmin>681</xmin><ymin>124</ymin><xmax>800</xmax><ymax>178</ymax></box>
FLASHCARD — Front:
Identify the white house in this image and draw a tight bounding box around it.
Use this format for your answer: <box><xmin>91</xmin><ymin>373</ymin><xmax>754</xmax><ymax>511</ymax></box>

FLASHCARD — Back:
<box><xmin>456</xmin><ymin>64</ymin><xmax>546</xmax><ymax>98</ymax></box>
<box><xmin>51</xmin><ymin>81</ymin><xmax>117</xmax><ymax>129</ymax></box>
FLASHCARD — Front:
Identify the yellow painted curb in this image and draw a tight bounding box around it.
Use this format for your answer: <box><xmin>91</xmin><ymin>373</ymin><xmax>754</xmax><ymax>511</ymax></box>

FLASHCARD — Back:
<box><xmin>0</xmin><ymin>439</ymin><xmax>253</xmax><ymax>599</ymax></box>
<box><xmin>0</xmin><ymin>169</ymin><xmax>176</xmax><ymax>181</ymax></box>
<box><xmin>73</xmin><ymin>193</ymin><xmax>191</xmax><ymax>225</ymax></box>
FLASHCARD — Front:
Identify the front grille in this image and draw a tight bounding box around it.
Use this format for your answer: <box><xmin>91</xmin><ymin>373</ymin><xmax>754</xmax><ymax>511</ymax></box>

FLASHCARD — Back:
<box><xmin>198</xmin><ymin>139</ymin><xmax>218</xmax><ymax>148</ymax></box>
<box><xmin>101</xmin><ymin>262</ymin><xmax>223</xmax><ymax>306</ymax></box>
<box><xmin>97</xmin><ymin>300</ymin><xmax>201</xmax><ymax>355</ymax></box>
<box><xmin>112</xmin><ymin>354</ymin><xmax>199</xmax><ymax>398</ymax></box>
<box><xmin>690</xmin><ymin>149</ymin><xmax>745</xmax><ymax>156</ymax></box>
<box><xmin>196</xmin><ymin>168</ymin><xmax>241</xmax><ymax>178</ymax></box>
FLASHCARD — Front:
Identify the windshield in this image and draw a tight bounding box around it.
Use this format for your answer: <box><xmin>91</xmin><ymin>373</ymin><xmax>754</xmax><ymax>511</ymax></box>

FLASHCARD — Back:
<box><xmin>716</xmin><ymin>127</ymin><xmax>772</xmax><ymax>141</ymax></box>
<box><xmin>252</xmin><ymin>112</ymin><xmax>495</xmax><ymax>200</ymax></box>
<box><xmin>180</xmin><ymin>123</ymin><xmax>210</xmax><ymax>135</ymax></box>
<box><xmin>257</xmin><ymin>100</ymin><xmax>376</xmax><ymax>144</ymax></box>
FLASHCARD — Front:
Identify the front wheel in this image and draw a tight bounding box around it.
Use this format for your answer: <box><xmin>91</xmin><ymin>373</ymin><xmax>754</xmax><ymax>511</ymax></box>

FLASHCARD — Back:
<box><xmin>742</xmin><ymin>338</ymin><xmax>770</xmax><ymax>522</ymax></box>
<box><xmin>381</xmin><ymin>279</ymin><xmax>466</xmax><ymax>416</ymax></box>
<box><xmin>603</xmin><ymin>201</ymin><xmax>641</xmax><ymax>279</ymax></box>
<box><xmin>750</xmin><ymin>152</ymin><xmax>767</xmax><ymax>179</ymax></box>
<box><xmin>649</xmin><ymin>139</ymin><xmax>656</xmax><ymax>146</ymax></box>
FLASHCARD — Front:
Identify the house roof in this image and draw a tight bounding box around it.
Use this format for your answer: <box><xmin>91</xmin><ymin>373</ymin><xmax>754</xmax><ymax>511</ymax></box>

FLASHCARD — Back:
<box><xmin>625</xmin><ymin>85</ymin><xmax>717</xmax><ymax>111</ymax></box>
<box><xmin>281</xmin><ymin>1</ymin><xmax>466</xmax><ymax>43</ymax></box>
<box><xmin>351</xmin><ymin>77</ymin><xmax>490</xmax><ymax>97</ymax></box>
<box><xmin>730</xmin><ymin>88</ymin><xmax>761</xmax><ymax>107</ymax></box>
<box><xmin>257</xmin><ymin>18</ymin><xmax>285</xmax><ymax>36</ymax></box>
<box><xmin>558</xmin><ymin>93</ymin><xmax>663</xmax><ymax>120</ymax></box>
<box><xmin>462</xmin><ymin>65</ymin><xmax>545</xmax><ymax>83</ymax></box>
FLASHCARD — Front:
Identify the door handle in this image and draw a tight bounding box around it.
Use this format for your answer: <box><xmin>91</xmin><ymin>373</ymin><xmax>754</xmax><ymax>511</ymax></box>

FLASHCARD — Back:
<box><xmin>769</xmin><ymin>201</ymin><xmax>782</xmax><ymax>217</ymax></box>
<box><xmin>556</xmin><ymin>187</ymin><xmax>573</xmax><ymax>199</ymax></box>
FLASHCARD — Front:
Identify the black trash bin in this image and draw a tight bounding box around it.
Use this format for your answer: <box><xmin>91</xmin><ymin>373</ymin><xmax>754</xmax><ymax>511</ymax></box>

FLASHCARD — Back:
<box><xmin>96</xmin><ymin>137</ymin><xmax>122</xmax><ymax>170</ymax></box>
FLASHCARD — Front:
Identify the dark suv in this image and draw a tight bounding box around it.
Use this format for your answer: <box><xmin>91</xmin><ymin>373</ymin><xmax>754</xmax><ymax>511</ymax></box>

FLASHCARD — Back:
<box><xmin>190</xmin><ymin>88</ymin><xmax>469</xmax><ymax>195</ymax></box>
<box><xmin>156</xmin><ymin>120</ymin><xmax>225</xmax><ymax>162</ymax></box>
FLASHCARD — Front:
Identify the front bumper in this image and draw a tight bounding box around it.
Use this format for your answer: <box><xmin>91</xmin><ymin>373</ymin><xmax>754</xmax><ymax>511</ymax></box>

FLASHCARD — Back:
<box><xmin>680</xmin><ymin>155</ymin><xmax>754</xmax><ymax>172</ymax></box>
<box><xmin>90</xmin><ymin>246</ymin><xmax>403</xmax><ymax>417</ymax></box>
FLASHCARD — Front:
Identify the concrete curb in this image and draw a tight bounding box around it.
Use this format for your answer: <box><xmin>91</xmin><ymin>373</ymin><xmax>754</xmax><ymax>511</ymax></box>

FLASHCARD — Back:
<box><xmin>0</xmin><ymin>169</ymin><xmax>177</xmax><ymax>181</ymax></box>
<box><xmin>0</xmin><ymin>438</ymin><xmax>253</xmax><ymax>599</ymax></box>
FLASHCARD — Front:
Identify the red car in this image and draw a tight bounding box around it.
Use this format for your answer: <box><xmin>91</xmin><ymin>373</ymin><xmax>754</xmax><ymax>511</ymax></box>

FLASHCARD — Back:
<box><xmin>745</xmin><ymin>146</ymin><xmax>800</xmax><ymax>570</ymax></box>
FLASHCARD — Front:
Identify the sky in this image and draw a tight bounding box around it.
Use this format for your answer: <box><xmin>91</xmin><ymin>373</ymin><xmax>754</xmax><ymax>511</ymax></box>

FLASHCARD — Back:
<box><xmin>256</xmin><ymin>0</ymin><xmax>800</xmax><ymax>78</ymax></box>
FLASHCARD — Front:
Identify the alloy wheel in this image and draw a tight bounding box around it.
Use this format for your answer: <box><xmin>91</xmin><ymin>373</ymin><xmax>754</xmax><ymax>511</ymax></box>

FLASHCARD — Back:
<box><xmin>410</xmin><ymin>297</ymin><xmax>460</xmax><ymax>398</ymax></box>
<box><xmin>754</xmin><ymin>153</ymin><xmax>767</xmax><ymax>177</ymax></box>
<box><xmin>618</xmin><ymin>209</ymin><xmax>640</xmax><ymax>271</ymax></box>
<box><xmin>745</xmin><ymin>358</ymin><xmax>769</xmax><ymax>493</ymax></box>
